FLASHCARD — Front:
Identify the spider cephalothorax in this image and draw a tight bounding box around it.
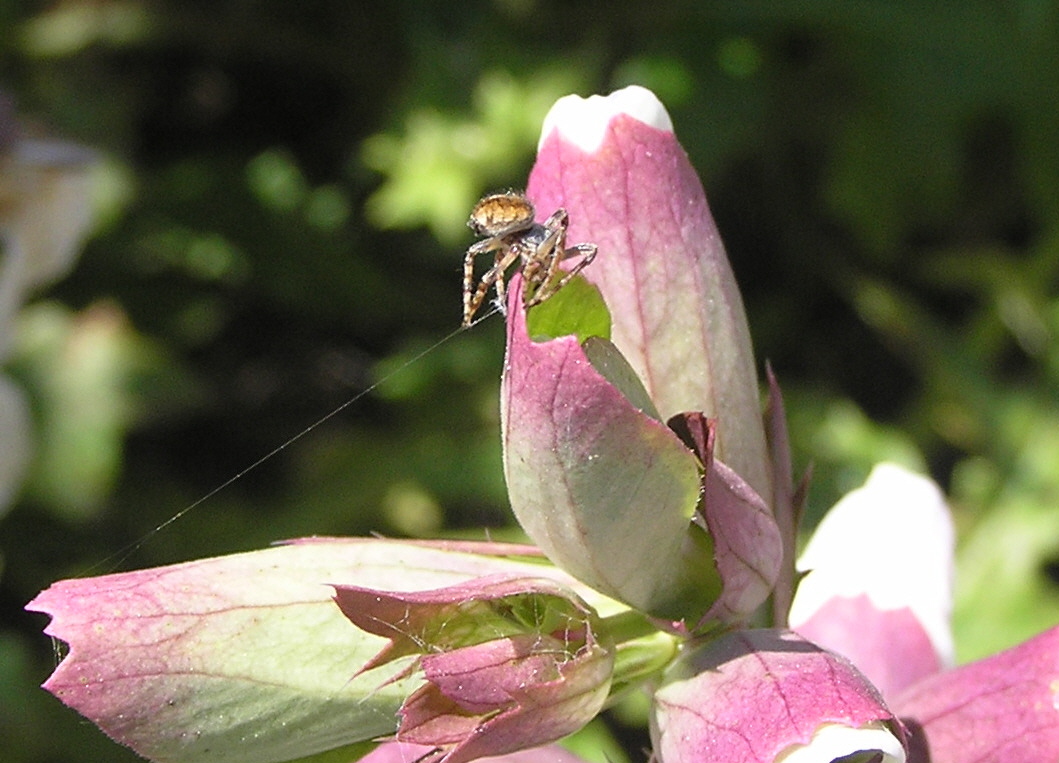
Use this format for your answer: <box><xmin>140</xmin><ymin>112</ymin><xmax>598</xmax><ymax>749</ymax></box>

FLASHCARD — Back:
<box><xmin>462</xmin><ymin>191</ymin><xmax>597</xmax><ymax>327</ymax></box>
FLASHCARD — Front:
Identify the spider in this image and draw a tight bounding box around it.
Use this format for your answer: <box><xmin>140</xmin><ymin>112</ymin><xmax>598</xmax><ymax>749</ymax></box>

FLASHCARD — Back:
<box><xmin>462</xmin><ymin>191</ymin><xmax>597</xmax><ymax>327</ymax></box>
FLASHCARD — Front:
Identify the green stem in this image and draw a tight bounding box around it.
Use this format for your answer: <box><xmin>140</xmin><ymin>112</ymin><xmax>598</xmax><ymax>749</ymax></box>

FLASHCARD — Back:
<box><xmin>598</xmin><ymin>609</ymin><xmax>660</xmax><ymax>645</ymax></box>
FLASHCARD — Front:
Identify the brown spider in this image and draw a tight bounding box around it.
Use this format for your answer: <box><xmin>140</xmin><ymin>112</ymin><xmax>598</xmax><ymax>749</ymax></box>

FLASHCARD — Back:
<box><xmin>462</xmin><ymin>191</ymin><xmax>597</xmax><ymax>327</ymax></box>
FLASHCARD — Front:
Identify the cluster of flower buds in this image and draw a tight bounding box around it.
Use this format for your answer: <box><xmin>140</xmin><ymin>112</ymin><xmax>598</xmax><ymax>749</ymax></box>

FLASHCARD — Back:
<box><xmin>27</xmin><ymin>86</ymin><xmax>1059</xmax><ymax>763</ymax></box>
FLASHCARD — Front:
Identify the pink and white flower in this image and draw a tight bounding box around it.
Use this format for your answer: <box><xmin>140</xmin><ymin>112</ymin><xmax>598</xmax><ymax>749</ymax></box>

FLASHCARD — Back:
<box><xmin>501</xmin><ymin>86</ymin><xmax>781</xmax><ymax>626</ymax></box>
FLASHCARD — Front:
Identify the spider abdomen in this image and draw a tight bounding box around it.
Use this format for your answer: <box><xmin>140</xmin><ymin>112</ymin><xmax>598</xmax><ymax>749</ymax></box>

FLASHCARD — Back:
<box><xmin>468</xmin><ymin>191</ymin><xmax>537</xmax><ymax>237</ymax></box>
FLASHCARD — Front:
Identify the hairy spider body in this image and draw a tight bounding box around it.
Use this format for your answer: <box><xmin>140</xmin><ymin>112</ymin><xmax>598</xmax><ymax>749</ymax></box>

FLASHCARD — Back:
<box><xmin>462</xmin><ymin>191</ymin><xmax>597</xmax><ymax>327</ymax></box>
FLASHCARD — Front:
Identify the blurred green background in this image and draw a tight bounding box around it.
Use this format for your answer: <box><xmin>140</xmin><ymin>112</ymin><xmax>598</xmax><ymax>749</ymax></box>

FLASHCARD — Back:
<box><xmin>2</xmin><ymin>2</ymin><xmax>1059</xmax><ymax>761</ymax></box>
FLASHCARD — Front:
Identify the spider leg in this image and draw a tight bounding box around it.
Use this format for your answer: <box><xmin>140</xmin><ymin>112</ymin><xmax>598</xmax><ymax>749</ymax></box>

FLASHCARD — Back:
<box><xmin>464</xmin><ymin>243</ymin><xmax>519</xmax><ymax>326</ymax></box>
<box><xmin>540</xmin><ymin>208</ymin><xmax>569</xmax><ymax>229</ymax></box>
<box><xmin>463</xmin><ymin>237</ymin><xmax>501</xmax><ymax>327</ymax></box>
<box><xmin>463</xmin><ymin>206</ymin><xmax>596</xmax><ymax>325</ymax></box>
<box><xmin>520</xmin><ymin>212</ymin><xmax>568</xmax><ymax>304</ymax></box>
<box><xmin>491</xmin><ymin>248</ymin><xmax>509</xmax><ymax>314</ymax></box>
<box><xmin>538</xmin><ymin>211</ymin><xmax>569</xmax><ymax>279</ymax></box>
<box><xmin>561</xmin><ymin>241</ymin><xmax>598</xmax><ymax>265</ymax></box>
<box><xmin>467</xmin><ymin>237</ymin><xmax>502</xmax><ymax>255</ymax></box>
<box><xmin>524</xmin><ymin>242</ymin><xmax>598</xmax><ymax>307</ymax></box>
<box><xmin>520</xmin><ymin>235</ymin><xmax>560</xmax><ymax>294</ymax></box>
<box><xmin>524</xmin><ymin>207</ymin><xmax>595</xmax><ymax>308</ymax></box>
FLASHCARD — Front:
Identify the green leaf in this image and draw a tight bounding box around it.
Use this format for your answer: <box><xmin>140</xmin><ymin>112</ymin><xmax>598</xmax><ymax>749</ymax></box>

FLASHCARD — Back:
<box><xmin>581</xmin><ymin>337</ymin><xmax>661</xmax><ymax>420</ymax></box>
<box><xmin>525</xmin><ymin>274</ymin><xmax>611</xmax><ymax>343</ymax></box>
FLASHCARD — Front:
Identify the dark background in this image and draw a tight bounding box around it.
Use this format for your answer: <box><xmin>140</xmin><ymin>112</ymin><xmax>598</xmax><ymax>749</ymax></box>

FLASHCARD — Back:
<box><xmin>3</xmin><ymin>2</ymin><xmax>1059</xmax><ymax>761</ymax></box>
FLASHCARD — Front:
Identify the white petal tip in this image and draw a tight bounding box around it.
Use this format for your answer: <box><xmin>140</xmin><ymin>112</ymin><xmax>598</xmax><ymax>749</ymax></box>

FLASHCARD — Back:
<box><xmin>538</xmin><ymin>85</ymin><xmax>673</xmax><ymax>153</ymax></box>
<box><xmin>790</xmin><ymin>462</ymin><xmax>955</xmax><ymax>665</ymax></box>
<box><xmin>776</xmin><ymin>722</ymin><xmax>906</xmax><ymax>763</ymax></box>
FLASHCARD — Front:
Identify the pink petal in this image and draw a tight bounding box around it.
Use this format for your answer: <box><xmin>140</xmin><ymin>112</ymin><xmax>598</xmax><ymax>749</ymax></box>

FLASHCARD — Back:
<box><xmin>697</xmin><ymin>457</ymin><xmax>783</xmax><ymax>626</ymax></box>
<box><xmin>422</xmin><ymin>637</ymin><xmax>560</xmax><ymax>711</ymax></box>
<box><xmin>892</xmin><ymin>625</ymin><xmax>1059</xmax><ymax>763</ymax></box>
<box><xmin>652</xmin><ymin>629</ymin><xmax>905</xmax><ymax>763</ymax></box>
<box><xmin>794</xmin><ymin>594</ymin><xmax>942</xmax><ymax>700</ymax></box>
<box><xmin>25</xmin><ymin>538</ymin><xmax>596</xmax><ymax>763</ymax></box>
<box><xmin>764</xmin><ymin>365</ymin><xmax>800</xmax><ymax>623</ymax></box>
<box><xmin>401</xmin><ymin>634</ymin><xmax>613</xmax><ymax>763</ymax></box>
<box><xmin>527</xmin><ymin>86</ymin><xmax>769</xmax><ymax>502</ymax></box>
<box><xmin>332</xmin><ymin>574</ymin><xmax>594</xmax><ymax>672</ymax></box>
<box><xmin>666</xmin><ymin>410</ymin><xmax>782</xmax><ymax>627</ymax></box>
<box><xmin>501</xmin><ymin>287</ymin><xmax>713</xmax><ymax>621</ymax></box>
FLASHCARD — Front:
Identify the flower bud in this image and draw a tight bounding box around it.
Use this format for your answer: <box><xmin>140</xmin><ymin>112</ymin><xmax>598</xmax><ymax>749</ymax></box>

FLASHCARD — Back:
<box><xmin>789</xmin><ymin>463</ymin><xmax>954</xmax><ymax>697</ymax></box>
<box><xmin>651</xmin><ymin>629</ymin><xmax>906</xmax><ymax>763</ymax></box>
<box><xmin>25</xmin><ymin>539</ymin><xmax>605</xmax><ymax>763</ymax></box>
<box><xmin>501</xmin><ymin>86</ymin><xmax>779</xmax><ymax>624</ymax></box>
<box><xmin>334</xmin><ymin>575</ymin><xmax>613</xmax><ymax>763</ymax></box>
<box><xmin>527</xmin><ymin>86</ymin><xmax>769</xmax><ymax>497</ymax></box>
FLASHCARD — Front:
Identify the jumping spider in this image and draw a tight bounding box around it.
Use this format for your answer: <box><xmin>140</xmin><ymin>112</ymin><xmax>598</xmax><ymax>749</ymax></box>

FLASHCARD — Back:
<box><xmin>462</xmin><ymin>191</ymin><xmax>597</xmax><ymax>327</ymax></box>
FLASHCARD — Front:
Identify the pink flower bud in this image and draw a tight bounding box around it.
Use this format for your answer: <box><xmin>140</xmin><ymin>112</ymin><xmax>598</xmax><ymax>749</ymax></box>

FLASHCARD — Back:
<box><xmin>528</xmin><ymin>86</ymin><xmax>769</xmax><ymax>498</ymax></box>
<box><xmin>500</xmin><ymin>86</ymin><xmax>780</xmax><ymax>624</ymax></box>
<box><xmin>652</xmin><ymin>629</ymin><xmax>906</xmax><ymax>763</ymax></box>
<box><xmin>25</xmin><ymin>538</ymin><xmax>602</xmax><ymax>763</ymax></box>
<box><xmin>789</xmin><ymin>463</ymin><xmax>954</xmax><ymax>697</ymax></box>
<box><xmin>333</xmin><ymin>575</ymin><xmax>613</xmax><ymax>763</ymax></box>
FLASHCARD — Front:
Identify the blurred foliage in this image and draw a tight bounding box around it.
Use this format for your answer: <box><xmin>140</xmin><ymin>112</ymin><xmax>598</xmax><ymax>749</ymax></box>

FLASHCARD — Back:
<box><xmin>1</xmin><ymin>1</ymin><xmax>1059</xmax><ymax>761</ymax></box>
